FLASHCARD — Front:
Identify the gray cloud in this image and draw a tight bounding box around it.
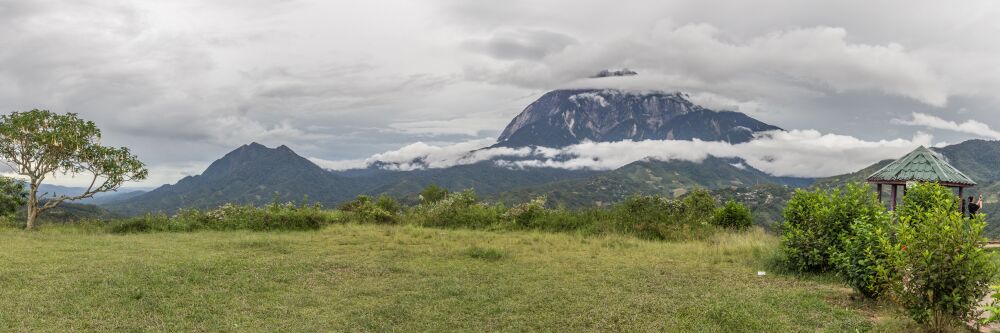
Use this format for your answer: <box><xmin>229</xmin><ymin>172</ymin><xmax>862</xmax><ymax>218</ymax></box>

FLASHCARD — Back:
<box><xmin>2</xmin><ymin>0</ymin><xmax>1000</xmax><ymax>187</ymax></box>
<box><xmin>463</xmin><ymin>29</ymin><xmax>577</xmax><ymax>60</ymax></box>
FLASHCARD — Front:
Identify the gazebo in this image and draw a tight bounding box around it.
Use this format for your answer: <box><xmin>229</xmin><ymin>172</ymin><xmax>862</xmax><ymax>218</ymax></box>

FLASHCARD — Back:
<box><xmin>866</xmin><ymin>146</ymin><xmax>976</xmax><ymax>212</ymax></box>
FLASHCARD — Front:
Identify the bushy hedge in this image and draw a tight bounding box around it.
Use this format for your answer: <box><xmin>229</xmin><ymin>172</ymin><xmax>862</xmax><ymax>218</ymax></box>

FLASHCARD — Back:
<box><xmin>781</xmin><ymin>183</ymin><xmax>883</xmax><ymax>272</ymax></box>
<box><xmin>342</xmin><ymin>188</ymin><xmax>724</xmax><ymax>241</ymax></box>
<box><xmin>831</xmin><ymin>210</ymin><xmax>895</xmax><ymax>299</ymax></box>
<box><xmin>339</xmin><ymin>194</ymin><xmax>399</xmax><ymax>224</ymax></box>
<box><xmin>712</xmin><ymin>201</ymin><xmax>753</xmax><ymax>230</ymax></box>
<box><xmin>105</xmin><ymin>185</ymin><xmax>745</xmax><ymax>243</ymax></box>
<box><xmin>109</xmin><ymin>202</ymin><xmax>331</xmax><ymax>233</ymax></box>
<box><xmin>404</xmin><ymin>190</ymin><xmax>505</xmax><ymax>230</ymax></box>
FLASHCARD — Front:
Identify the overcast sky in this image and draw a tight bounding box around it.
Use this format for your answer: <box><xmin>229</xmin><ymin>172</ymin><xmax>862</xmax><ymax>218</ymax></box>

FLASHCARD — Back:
<box><xmin>3</xmin><ymin>0</ymin><xmax>1000</xmax><ymax>187</ymax></box>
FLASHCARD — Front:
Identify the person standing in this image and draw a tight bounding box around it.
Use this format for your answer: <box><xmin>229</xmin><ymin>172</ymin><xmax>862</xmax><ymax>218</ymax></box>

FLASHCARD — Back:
<box><xmin>968</xmin><ymin>194</ymin><xmax>983</xmax><ymax>218</ymax></box>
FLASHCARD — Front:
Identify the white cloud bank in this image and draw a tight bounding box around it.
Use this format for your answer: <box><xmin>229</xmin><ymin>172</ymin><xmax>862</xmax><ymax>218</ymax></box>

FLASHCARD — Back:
<box><xmin>893</xmin><ymin>113</ymin><xmax>1000</xmax><ymax>140</ymax></box>
<box><xmin>312</xmin><ymin>130</ymin><xmax>937</xmax><ymax>178</ymax></box>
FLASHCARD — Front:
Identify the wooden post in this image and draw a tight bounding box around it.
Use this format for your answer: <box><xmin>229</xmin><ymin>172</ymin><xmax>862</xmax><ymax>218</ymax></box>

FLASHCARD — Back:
<box><xmin>877</xmin><ymin>184</ymin><xmax>883</xmax><ymax>204</ymax></box>
<box><xmin>891</xmin><ymin>184</ymin><xmax>898</xmax><ymax>211</ymax></box>
<box><xmin>959</xmin><ymin>186</ymin><xmax>965</xmax><ymax>215</ymax></box>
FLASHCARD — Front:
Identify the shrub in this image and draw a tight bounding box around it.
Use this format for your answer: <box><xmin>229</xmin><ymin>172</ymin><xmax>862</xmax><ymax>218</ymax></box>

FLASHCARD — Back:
<box><xmin>682</xmin><ymin>189</ymin><xmax>718</xmax><ymax>224</ymax></box>
<box><xmin>712</xmin><ymin>201</ymin><xmax>752</xmax><ymax>229</ymax></box>
<box><xmin>608</xmin><ymin>193</ymin><xmax>717</xmax><ymax>241</ymax></box>
<box><xmin>340</xmin><ymin>195</ymin><xmax>398</xmax><ymax>224</ymax></box>
<box><xmin>780</xmin><ymin>183</ymin><xmax>882</xmax><ymax>272</ymax></box>
<box><xmin>405</xmin><ymin>189</ymin><xmax>503</xmax><ymax>229</ymax></box>
<box><xmin>831</xmin><ymin>210</ymin><xmax>895</xmax><ymax>299</ymax></box>
<box><xmin>375</xmin><ymin>194</ymin><xmax>401</xmax><ymax>214</ymax></box>
<box><xmin>503</xmin><ymin>196</ymin><xmax>548</xmax><ymax>228</ymax></box>
<box><xmin>419</xmin><ymin>185</ymin><xmax>449</xmax><ymax>204</ymax></box>
<box><xmin>892</xmin><ymin>183</ymin><xmax>997</xmax><ymax>329</ymax></box>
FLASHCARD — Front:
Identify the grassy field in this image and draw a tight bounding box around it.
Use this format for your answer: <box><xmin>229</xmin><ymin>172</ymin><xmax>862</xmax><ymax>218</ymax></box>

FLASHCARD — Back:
<box><xmin>0</xmin><ymin>224</ymin><xmax>910</xmax><ymax>332</ymax></box>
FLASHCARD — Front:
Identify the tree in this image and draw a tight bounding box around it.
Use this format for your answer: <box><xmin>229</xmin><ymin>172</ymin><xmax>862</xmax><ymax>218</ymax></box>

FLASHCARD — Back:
<box><xmin>0</xmin><ymin>110</ymin><xmax>148</xmax><ymax>230</ymax></box>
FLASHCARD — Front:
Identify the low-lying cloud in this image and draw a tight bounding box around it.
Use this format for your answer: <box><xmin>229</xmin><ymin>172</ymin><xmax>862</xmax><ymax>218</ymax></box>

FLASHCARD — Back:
<box><xmin>313</xmin><ymin>130</ymin><xmax>937</xmax><ymax>178</ymax></box>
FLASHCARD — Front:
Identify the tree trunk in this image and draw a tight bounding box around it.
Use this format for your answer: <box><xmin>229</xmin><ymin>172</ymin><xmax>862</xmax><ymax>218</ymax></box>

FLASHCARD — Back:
<box><xmin>25</xmin><ymin>181</ymin><xmax>38</xmax><ymax>230</ymax></box>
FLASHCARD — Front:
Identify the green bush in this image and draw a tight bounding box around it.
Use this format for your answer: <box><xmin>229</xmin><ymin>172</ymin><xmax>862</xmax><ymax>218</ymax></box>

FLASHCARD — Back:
<box><xmin>0</xmin><ymin>177</ymin><xmax>26</xmax><ymax>220</ymax></box>
<box><xmin>339</xmin><ymin>195</ymin><xmax>399</xmax><ymax>224</ymax></box>
<box><xmin>503</xmin><ymin>196</ymin><xmax>548</xmax><ymax>228</ymax></box>
<box><xmin>606</xmin><ymin>192</ymin><xmax>717</xmax><ymax>241</ymax></box>
<box><xmin>831</xmin><ymin>210</ymin><xmax>895</xmax><ymax>299</ymax></box>
<box><xmin>712</xmin><ymin>201</ymin><xmax>752</xmax><ymax>229</ymax></box>
<box><xmin>780</xmin><ymin>183</ymin><xmax>883</xmax><ymax>272</ymax></box>
<box><xmin>375</xmin><ymin>194</ymin><xmax>401</xmax><ymax>214</ymax></box>
<box><xmin>419</xmin><ymin>185</ymin><xmax>449</xmax><ymax>204</ymax></box>
<box><xmin>892</xmin><ymin>183</ymin><xmax>997</xmax><ymax>329</ymax></box>
<box><xmin>405</xmin><ymin>190</ymin><xmax>503</xmax><ymax>229</ymax></box>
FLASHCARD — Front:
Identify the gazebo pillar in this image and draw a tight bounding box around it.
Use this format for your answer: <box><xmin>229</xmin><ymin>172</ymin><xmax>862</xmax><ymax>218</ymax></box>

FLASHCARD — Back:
<box><xmin>959</xmin><ymin>186</ymin><xmax>965</xmax><ymax>215</ymax></box>
<box><xmin>876</xmin><ymin>184</ymin><xmax>883</xmax><ymax>203</ymax></box>
<box><xmin>890</xmin><ymin>184</ymin><xmax>898</xmax><ymax>211</ymax></box>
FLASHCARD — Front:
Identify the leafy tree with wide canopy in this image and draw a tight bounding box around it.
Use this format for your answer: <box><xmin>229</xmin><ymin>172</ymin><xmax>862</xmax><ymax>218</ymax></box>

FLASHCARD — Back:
<box><xmin>0</xmin><ymin>110</ymin><xmax>148</xmax><ymax>230</ymax></box>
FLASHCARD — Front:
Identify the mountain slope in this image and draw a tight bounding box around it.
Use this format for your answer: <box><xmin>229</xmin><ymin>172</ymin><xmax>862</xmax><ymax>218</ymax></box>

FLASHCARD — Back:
<box><xmin>350</xmin><ymin>162</ymin><xmax>597</xmax><ymax>203</ymax></box>
<box><xmin>496</xmin><ymin>156</ymin><xmax>811</xmax><ymax>208</ymax></box>
<box><xmin>496</xmin><ymin>89</ymin><xmax>780</xmax><ymax>148</ymax></box>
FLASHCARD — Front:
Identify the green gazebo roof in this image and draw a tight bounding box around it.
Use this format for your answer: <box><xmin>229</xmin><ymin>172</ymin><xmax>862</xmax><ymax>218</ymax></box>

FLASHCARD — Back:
<box><xmin>867</xmin><ymin>146</ymin><xmax>976</xmax><ymax>186</ymax></box>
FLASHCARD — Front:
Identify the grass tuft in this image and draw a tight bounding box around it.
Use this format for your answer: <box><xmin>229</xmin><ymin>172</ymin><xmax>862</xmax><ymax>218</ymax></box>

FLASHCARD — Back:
<box><xmin>464</xmin><ymin>246</ymin><xmax>505</xmax><ymax>261</ymax></box>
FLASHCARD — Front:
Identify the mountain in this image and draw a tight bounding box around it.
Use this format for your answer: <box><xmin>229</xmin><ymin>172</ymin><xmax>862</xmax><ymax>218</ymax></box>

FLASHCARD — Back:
<box><xmin>106</xmin><ymin>143</ymin><xmax>363</xmax><ymax>215</ymax></box>
<box><xmin>495</xmin><ymin>89</ymin><xmax>781</xmax><ymax>148</ymax></box>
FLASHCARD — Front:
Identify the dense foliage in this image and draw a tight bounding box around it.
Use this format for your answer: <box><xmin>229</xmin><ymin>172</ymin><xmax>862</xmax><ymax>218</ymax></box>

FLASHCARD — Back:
<box><xmin>891</xmin><ymin>183</ymin><xmax>996</xmax><ymax>329</ymax></box>
<box><xmin>780</xmin><ymin>183</ymin><xmax>884</xmax><ymax>272</ymax></box>
<box><xmin>830</xmin><ymin>210</ymin><xmax>895</xmax><ymax>299</ymax></box>
<box><xmin>419</xmin><ymin>185</ymin><xmax>449</xmax><ymax>204</ymax></box>
<box><xmin>0</xmin><ymin>177</ymin><xmax>26</xmax><ymax>222</ymax></box>
<box><xmin>712</xmin><ymin>201</ymin><xmax>753</xmax><ymax>229</ymax></box>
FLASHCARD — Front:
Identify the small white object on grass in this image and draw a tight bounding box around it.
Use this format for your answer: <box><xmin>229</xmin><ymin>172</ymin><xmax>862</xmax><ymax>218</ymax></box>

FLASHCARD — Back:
<box><xmin>757</xmin><ymin>271</ymin><xmax>766</xmax><ymax>277</ymax></box>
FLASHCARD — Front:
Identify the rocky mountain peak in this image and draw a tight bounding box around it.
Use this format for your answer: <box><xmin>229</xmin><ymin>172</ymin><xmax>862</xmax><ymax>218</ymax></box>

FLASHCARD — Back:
<box><xmin>495</xmin><ymin>89</ymin><xmax>780</xmax><ymax>148</ymax></box>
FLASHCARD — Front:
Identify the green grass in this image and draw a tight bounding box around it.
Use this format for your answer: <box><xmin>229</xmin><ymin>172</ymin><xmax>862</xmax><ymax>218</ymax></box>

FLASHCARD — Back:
<box><xmin>0</xmin><ymin>224</ymin><xmax>907</xmax><ymax>332</ymax></box>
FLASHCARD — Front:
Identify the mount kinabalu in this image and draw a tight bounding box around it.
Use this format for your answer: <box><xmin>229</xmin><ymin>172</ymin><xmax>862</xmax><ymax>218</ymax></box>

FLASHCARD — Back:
<box><xmin>495</xmin><ymin>89</ymin><xmax>781</xmax><ymax>148</ymax></box>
